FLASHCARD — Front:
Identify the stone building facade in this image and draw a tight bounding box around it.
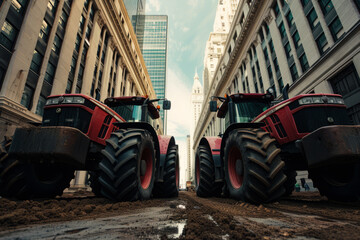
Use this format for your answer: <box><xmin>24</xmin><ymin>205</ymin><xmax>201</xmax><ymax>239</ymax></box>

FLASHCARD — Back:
<box><xmin>0</xmin><ymin>0</ymin><xmax>161</xmax><ymax>188</ymax></box>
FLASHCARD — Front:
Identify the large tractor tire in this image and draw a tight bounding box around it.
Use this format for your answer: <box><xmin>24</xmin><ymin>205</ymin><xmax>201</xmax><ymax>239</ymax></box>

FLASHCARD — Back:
<box><xmin>309</xmin><ymin>163</ymin><xmax>360</xmax><ymax>202</ymax></box>
<box><xmin>153</xmin><ymin>145</ymin><xmax>179</xmax><ymax>198</ymax></box>
<box><xmin>223</xmin><ymin>129</ymin><xmax>286</xmax><ymax>204</ymax></box>
<box><xmin>0</xmin><ymin>138</ymin><xmax>75</xmax><ymax>199</ymax></box>
<box><xmin>98</xmin><ymin>129</ymin><xmax>155</xmax><ymax>201</ymax></box>
<box><xmin>284</xmin><ymin>170</ymin><xmax>297</xmax><ymax>196</ymax></box>
<box><xmin>89</xmin><ymin>171</ymin><xmax>102</xmax><ymax>197</ymax></box>
<box><xmin>195</xmin><ymin>145</ymin><xmax>222</xmax><ymax>197</ymax></box>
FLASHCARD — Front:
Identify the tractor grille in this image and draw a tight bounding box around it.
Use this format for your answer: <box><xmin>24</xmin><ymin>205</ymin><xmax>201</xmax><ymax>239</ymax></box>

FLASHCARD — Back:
<box><xmin>42</xmin><ymin>107</ymin><xmax>92</xmax><ymax>134</ymax></box>
<box><xmin>293</xmin><ymin>106</ymin><xmax>351</xmax><ymax>133</ymax></box>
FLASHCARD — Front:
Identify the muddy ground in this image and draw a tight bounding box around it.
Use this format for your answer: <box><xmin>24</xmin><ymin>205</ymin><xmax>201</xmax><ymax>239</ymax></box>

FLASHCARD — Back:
<box><xmin>0</xmin><ymin>190</ymin><xmax>359</xmax><ymax>239</ymax></box>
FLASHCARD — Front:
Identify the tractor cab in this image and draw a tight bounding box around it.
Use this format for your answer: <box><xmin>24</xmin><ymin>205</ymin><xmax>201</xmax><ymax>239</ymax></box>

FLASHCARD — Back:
<box><xmin>105</xmin><ymin>96</ymin><xmax>171</xmax><ymax>124</ymax></box>
<box><xmin>210</xmin><ymin>93</ymin><xmax>273</xmax><ymax>127</ymax></box>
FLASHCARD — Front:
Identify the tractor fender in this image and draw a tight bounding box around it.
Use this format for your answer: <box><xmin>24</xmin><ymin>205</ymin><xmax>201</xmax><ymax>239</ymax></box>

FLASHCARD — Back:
<box><xmin>220</xmin><ymin>122</ymin><xmax>265</xmax><ymax>161</ymax></box>
<box><xmin>156</xmin><ymin>135</ymin><xmax>177</xmax><ymax>181</ymax></box>
<box><xmin>113</xmin><ymin>122</ymin><xmax>160</xmax><ymax>167</ymax></box>
<box><xmin>199</xmin><ymin>137</ymin><xmax>223</xmax><ymax>182</ymax></box>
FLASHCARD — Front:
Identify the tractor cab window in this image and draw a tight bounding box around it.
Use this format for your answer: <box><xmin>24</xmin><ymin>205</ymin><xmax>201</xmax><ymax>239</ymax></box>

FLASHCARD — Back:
<box><xmin>233</xmin><ymin>100</ymin><xmax>270</xmax><ymax>123</ymax></box>
<box><xmin>110</xmin><ymin>104</ymin><xmax>143</xmax><ymax>122</ymax></box>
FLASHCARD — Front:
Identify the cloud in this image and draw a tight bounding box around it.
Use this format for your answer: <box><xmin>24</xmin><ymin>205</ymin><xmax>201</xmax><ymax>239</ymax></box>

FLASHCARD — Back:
<box><xmin>166</xmin><ymin>67</ymin><xmax>192</xmax><ymax>138</ymax></box>
<box><xmin>147</xmin><ymin>0</ymin><xmax>161</xmax><ymax>12</ymax></box>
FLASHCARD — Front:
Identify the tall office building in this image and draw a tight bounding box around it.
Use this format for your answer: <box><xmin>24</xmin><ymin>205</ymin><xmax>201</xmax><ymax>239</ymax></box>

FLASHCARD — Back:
<box><xmin>123</xmin><ymin>0</ymin><xmax>146</xmax><ymax>48</ymax></box>
<box><xmin>203</xmin><ymin>0</ymin><xmax>240</xmax><ymax>94</ymax></box>
<box><xmin>136</xmin><ymin>15</ymin><xmax>168</xmax><ymax>133</ymax></box>
<box><xmin>189</xmin><ymin>71</ymin><xmax>203</xmax><ymax>183</ymax></box>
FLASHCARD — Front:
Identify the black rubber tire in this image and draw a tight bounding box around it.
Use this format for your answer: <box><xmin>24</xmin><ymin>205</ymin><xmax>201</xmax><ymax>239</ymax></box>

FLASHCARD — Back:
<box><xmin>195</xmin><ymin>145</ymin><xmax>222</xmax><ymax>197</ymax></box>
<box><xmin>153</xmin><ymin>145</ymin><xmax>179</xmax><ymax>198</ymax></box>
<box><xmin>0</xmin><ymin>138</ymin><xmax>75</xmax><ymax>199</ymax></box>
<box><xmin>309</xmin><ymin>163</ymin><xmax>360</xmax><ymax>202</ymax></box>
<box><xmin>98</xmin><ymin>129</ymin><xmax>156</xmax><ymax>201</ymax></box>
<box><xmin>89</xmin><ymin>171</ymin><xmax>102</xmax><ymax>197</ymax></box>
<box><xmin>224</xmin><ymin>129</ymin><xmax>286</xmax><ymax>204</ymax></box>
<box><xmin>284</xmin><ymin>170</ymin><xmax>297</xmax><ymax>196</ymax></box>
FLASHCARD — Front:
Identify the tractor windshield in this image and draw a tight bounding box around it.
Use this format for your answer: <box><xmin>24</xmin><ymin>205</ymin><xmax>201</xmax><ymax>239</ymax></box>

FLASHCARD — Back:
<box><xmin>110</xmin><ymin>104</ymin><xmax>142</xmax><ymax>122</ymax></box>
<box><xmin>233</xmin><ymin>101</ymin><xmax>270</xmax><ymax>123</ymax></box>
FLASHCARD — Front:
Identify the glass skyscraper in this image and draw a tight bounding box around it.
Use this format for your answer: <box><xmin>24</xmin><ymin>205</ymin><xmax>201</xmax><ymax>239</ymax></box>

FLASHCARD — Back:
<box><xmin>123</xmin><ymin>0</ymin><xmax>146</xmax><ymax>46</ymax></box>
<box><xmin>136</xmin><ymin>15</ymin><xmax>168</xmax><ymax>132</ymax></box>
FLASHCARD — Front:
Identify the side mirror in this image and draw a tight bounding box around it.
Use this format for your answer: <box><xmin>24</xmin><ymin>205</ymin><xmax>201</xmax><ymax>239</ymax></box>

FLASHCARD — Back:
<box><xmin>163</xmin><ymin>100</ymin><xmax>171</xmax><ymax>110</ymax></box>
<box><xmin>209</xmin><ymin>101</ymin><xmax>218</xmax><ymax>112</ymax></box>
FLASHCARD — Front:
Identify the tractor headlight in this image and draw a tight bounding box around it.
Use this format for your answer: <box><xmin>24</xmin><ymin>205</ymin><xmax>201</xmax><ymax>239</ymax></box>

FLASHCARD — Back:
<box><xmin>298</xmin><ymin>97</ymin><xmax>314</xmax><ymax>105</ymax></box>
<box><xmin>45</xmin><ymin>98</ymin><xmax>59</xmax><ymax>105</ymax></box>
<box><xmin>74</xmin><ymin>97</ymin><xmax>85</xmax><ymax>104</ymax></box>
<box><xmin>45</xmin><ymin>96</ymin><xmax>85</xmax><ymax>105</ymax></box>
<box><xmin>298</xmin><ymin>96</ymin><xmax>345</xmax><ymax>105</ymax></box>
<box><xmin>335</xmin><ymin>97</ymin><xmax>344</xmax><ymax>104</ymax></box>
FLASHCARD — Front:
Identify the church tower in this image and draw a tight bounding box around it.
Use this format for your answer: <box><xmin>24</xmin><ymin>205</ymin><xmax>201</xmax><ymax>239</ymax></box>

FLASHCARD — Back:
<box><xmin>188</xmin><ymin>71</ymin><xmax>204</xmax><ymax>183</ymax></box>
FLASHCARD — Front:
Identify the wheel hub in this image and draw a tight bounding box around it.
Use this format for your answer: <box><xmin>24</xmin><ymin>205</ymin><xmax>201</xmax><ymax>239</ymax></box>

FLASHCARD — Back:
<box><xmin>140</xmin><ymin>159</ymin><xmax>147</xmax><ymax>176</ymax></box>
<box><xmin>235</xmin><ymin>159</ymin><xmax>243</xmax><ymax>176</ymax></box>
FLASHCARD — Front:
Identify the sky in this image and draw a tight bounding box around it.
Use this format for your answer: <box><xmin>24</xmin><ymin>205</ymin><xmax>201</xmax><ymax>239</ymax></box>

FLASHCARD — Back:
<box><xmin>145</xmin><ymin>0</ymin><xmax>218</xmax><ymax>187</ymax></box>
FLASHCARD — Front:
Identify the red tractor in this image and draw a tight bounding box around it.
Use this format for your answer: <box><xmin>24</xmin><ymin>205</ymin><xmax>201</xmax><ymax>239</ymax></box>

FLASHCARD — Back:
<box><xmin>0</xmin><ymin>94</ymin><xmax>179</xmax><ymax>201</ymax></box>
<box><xmin>195</xmin><ymin>90</ymin><xmax>360</xmax><ymax>203</ymax></box>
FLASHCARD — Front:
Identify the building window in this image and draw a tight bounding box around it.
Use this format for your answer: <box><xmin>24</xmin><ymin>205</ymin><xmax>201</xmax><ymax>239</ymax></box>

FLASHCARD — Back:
<box><xmin>329</xmin><ymin>17</ymin><xmax>343</xmax><ymax>41</ymax></box>
<box><xmin>292</xmin><ymin>31</ymin><xmax>300</xmax><ymax>49</ymax></box>
<box><xmin>259</xmin><ymin>30</ymin><xmax>264</xmax><ymax>42</ymax></box>
<box><xmin>20</xmin><ymin>85</ymin><xmax>34</xmax><ymax>109</ymax></box>
<box><xmin>273</xmin><ymin>58</ymin><xmax>280</xmax><ymax>73</ymax></box>
<box><xmin>316</xmin><ymin>32</ymin><xmax>328</xmax><ymax>54</ymax></box>
<box><xmin>278</xmin><ymin>77</ymin><xmax>284</xmax><ymax>91</ymax></box>
<box><xmin>233</xmin><ymin>31</ymin><xmax>237</xmax><ymax>41</ymax></box>
<box><xmin>285</xmin><ymin>43</ymin><xmax>292</xmax><ymax>58</ymax></box>
<box><xmin>35</xmin><ymin>95</ymin><xmax>46</xmax><ymax>116</ymax></box>
<box><xmin>301</xmin><ymin>0</ymin><xmax>310</xmax><ymax>6</ymax></box>
<box><xmin>11</xmin><ymin>0</ymin><xmax>27</xmax><ymax>15</ymax></box>
<box><xmin>267</xmin><ymin>65</ymin><xmax>273</xmax><ymax>82</ymax></box>
<box><xmin>279</xmin><ymin>22</ymin><xmax>286</xmax><ymax>39</ymax></box>
<box><xmin>47</xmin><ymin>0</ymin><xmax>59</xmax><ymax>15</ymax></box>
<box><xmin>318</xmin><ymin>0</ymin><xmax>334</xmax><ymax>16</ymax></box>
<box><xmin>52</xmin><ymin>34</ymin><xmax>62</xmax><ymax>54</ymax></box>
<box><xmin>30</xmin><ymin>50</ymin><xmax>43</xmax><ymax>74</ymax></box>
<box><xmin>299</xmin><ymin>54</ymin><xmax>309</xmax><ymax>72</ymax></box>
<box><xmin>286</xmin><ymin>12</ymin><xmax>294</xmax><ymax>27</ymax></box>
<box><xmin>274</xmin><ymin>3</ymin><xmax>280</xmax><ymax>17</ymax></box>
<box><xmin>263</xmin><ymin>48</ymin><xmax>269</xmax><ymax>61</ymax></box>
<box><xmin>355</xmin><ymin>0</ymin><xmax>360</xmax><ymax>12</ymax></box>
<box><xmin>58</xmin><ymin>10</ymin><xmax>69</xmax><ymax>29</ymax></box>
<box><xmin>0</xmin><ymin>21</ymin><xmax>18</xmax><ymax>51</ymax></box>
<box><xmin>39</xmin><ymin>20</ymin><xmax>51</xmax><ymax>43</ymax></box>
<box><xmin>79</xmin><ymin>15</ymin><xmax>86</xmax><ymax>34</ymax></box>
<box><xmin>44</xmin><ymin>62</ymin><xmax>56</xmax><ymax>84</ymax></box>
<box><xmin>290</xmin><ymin>64</ymin><xmax>298</xmax><ymax>81</ymax></box>
<box><xmin>307</xmin><ymin>9</ymin><xmax>319</xmax><ymax>30</ymax></box>
<box><xmin>269</xmin><ymin>39</ymin><xmax>275</xmax><ymax>53</ymax></box>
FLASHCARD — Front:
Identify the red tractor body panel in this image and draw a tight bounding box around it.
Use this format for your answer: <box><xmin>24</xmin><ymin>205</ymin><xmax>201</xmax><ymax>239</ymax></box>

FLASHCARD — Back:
<box><xmin>203</xmin><ymin>137</ymin><xmax>222</xmax><ymax>156</ymax></box>
<box><xmin>44</xmin><ymin>94</ymin><xmax>125</xmax><ymax>146</ymax></box>
<box><xmin>253</xmin><ymin>93</ymin><xmax>346</xmax><ymax>145</ymax></box>
<box><xmin>158</xmin><ymin>135</ymin><xmax>175</xmax><ymax>155</ymax></box>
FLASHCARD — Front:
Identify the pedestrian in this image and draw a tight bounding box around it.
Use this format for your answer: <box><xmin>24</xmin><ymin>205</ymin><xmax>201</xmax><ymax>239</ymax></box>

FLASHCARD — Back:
<box><xmin>295</xmin><ymin>182</ymin><xmax>300</xmax><ymax>192</ymax></box>
<box><xmin>304</xmin><ymin>182</ymin><xmax>310</xmax><ymax>191</ymax></box>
